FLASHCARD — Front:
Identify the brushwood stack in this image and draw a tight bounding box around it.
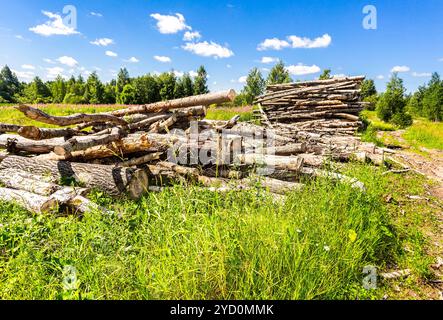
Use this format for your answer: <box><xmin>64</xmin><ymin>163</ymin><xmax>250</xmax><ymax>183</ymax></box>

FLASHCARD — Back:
<box><xmin>255</xmin><ymin>76</ymin><xmax>368</xmax><ymax>137</ymax></box>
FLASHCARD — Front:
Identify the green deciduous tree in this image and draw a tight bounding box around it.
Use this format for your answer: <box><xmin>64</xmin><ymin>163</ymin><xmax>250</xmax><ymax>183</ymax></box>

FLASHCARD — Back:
<box><xmin>157</xmin><ymin>72</ymin><xmax>176</xmax><ymax>101</ymax></box>
<box><xmin>119</xmin><ymin>84</ymin><xmax>136</xmax><ymax>105</ymax></box>
<box><xmin>50</xmin><ymin>75</ymin><xmax>67</xmax><ymax>103</ymax></box>
<box><xmin>319</xmin><ymin>69</ymin><xmax>332</xmax><ymax>80</ymax></box>
<box><xmin>376</xmin><ymin>73</ymin><xmax>407</xmax><ymax>122</ymax></box>
<box><xmin>266</xmin><ymin>60</ymin><xmax>291</xmax><ymax>85</ymax></box>
<box><xmin>21</xmin><ymin>76</ymin><xmax>52</xmax><ymax>103</ymax></box>
<box><xmin>85</xmin><ymin>72</ymin><xmax>104</xmax><ymax>104</ymax></box>
<box><xmin>116</xmin><ymin>68</ymin><xmax>130</xmax><ymax>104</ymax></box>
<box><xmin>243</xmin><ymin>67</ymin><xmax>265</xmax><ymax>105</ymax></box>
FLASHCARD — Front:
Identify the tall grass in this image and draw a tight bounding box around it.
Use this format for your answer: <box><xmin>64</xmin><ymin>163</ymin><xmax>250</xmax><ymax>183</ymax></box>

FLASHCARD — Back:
<box><xmin>403</xmin><ymin>120</ymin><xmax>443</xmax><ymax>150</ymax></box>
<box><xmin>0</xmin><ymin>164</ymin><xmax>403</xmax><ymax>300</ymax></box>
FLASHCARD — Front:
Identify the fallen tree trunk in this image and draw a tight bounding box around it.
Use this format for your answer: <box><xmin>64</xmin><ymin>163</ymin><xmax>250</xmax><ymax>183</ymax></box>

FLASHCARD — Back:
<box><xmin>0</xmin><ymin>134</ymin><xmax>62</xmax><ymax>154</ymax></box>
<box><xmin>0</xmin><ymin>156</ymin><xmax>149</xmax><ymax>198</ymax></box>
<box><xmin>0</xmin><ymin>168</ymin><xmax>61</xmax><ymax>196</ymax></box>
<box><xmin>16</xmin><ymin>104</ymin><xmax>128</xmax><ymax>127</ymax></box>
<box><xmin>110</xmin><ymin>90</ymin><xmax>236</xmax><ymax>117</ymax></box>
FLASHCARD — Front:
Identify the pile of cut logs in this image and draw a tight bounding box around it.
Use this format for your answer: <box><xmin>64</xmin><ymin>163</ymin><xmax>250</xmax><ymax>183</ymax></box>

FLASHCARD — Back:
<box><xmin>0</xmin><ymin>87</ymin><xmax>398</xmax><ymax>215</ymax></box>
<box><xmin>255</xmin><ymin>76</ymin><xmax>368</xmax><ymax>136</ymax></box>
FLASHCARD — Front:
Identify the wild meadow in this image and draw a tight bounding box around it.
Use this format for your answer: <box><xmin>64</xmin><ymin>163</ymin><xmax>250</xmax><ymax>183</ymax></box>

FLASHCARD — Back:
<box><xmin>0</xmin><ymin>105</ymin><xmax>440</xmax><ymax>300</ymax></box>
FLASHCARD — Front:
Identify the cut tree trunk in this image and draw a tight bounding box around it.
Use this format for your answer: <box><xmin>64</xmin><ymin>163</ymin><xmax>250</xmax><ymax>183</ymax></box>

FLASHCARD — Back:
<box><xmin>0</xmin><ymin>123</ymin><xmax>22</xmax><ymax>133</ymax></box>
<box><xmin>0</xmin><ymin>187</ymin><xmax>58</xmax><ymax>213</ymax></box>
<box><xmin>0</xmin><ymin>155</ymin><xmax>149</xmax><ymax>199</ymax></box>
<box><xmin>235</xmin><ymin>154</ymin><xmax>304</xmax><ymax>171</ymax></box>
<box><xmin>0</xmin><ymin>168</ymin><xmax>61</xmax><ymax>196</ymax></box>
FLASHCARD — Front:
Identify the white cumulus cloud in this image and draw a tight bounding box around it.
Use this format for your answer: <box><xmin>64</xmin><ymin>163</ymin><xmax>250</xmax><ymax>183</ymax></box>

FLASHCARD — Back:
<box><xmin>391</xmin><ymin>65</ymin><xmax>410</xmax><ymax>73</ymax></box>
<box><xmin>183</xmin><ymin>31</ymin><xmax>201</xmax><ymax>41</ymax></box>
<box><xmin>150</xmin><ymin>13</ymin><xmax>191</xmax><ymax>34</ymax></box>
<box><xmin>189</xmin><ymin>70</ymin><xmax>199</xmax><ymax>78</ymax></box>
<box><xmin>90</xmin><ymin>38</ymin><xmax>114</xmax><ymax>46</ymax></box>
<box><xmin>105</xmin><ymin>51</ymin><xmax>118</xmax><ymax>57</ymax></box>
<box><xmin>182</xmin><ymin>41</ymin><xmax>234</xmax><ymax>59</ymax></box>
<box><xmin>376</xmin><ymin>75</ymin><xmax>385</xmax><ymax>80</ymax></box>
<box><xmin>124</xmin><ymin>57</ymin><xmax>139</xmax><ymax>63</ymax></box>
<box><xmin>288</xmin><ymin>34</ymin><xmax>332</xmax><ymax>48</ymax></box>
<box><xmin>46</xmin><ymin>66</ymin><xmax>64</xmax><ymax>79</ymax></box>
<box><xmin>21</xmin><ymin>64</ymin><xmax>35</xmax><ymax>70</ymax></box>
<box><xmin>260</xmin><ymin>57</ymin><xmax>279</xmax><ymax>64</ymax></box>
<box><xmin>258</xmin><ymin>34</ymin><xmax>332</xmax><ymax>51</ymax></box>
<box><xmin>286</xmin><ymin>64</ymin><xmax>321</xmax><ymax>76</ymax></box>
<box><xmin>29</xmin><ymin>11</ymin><xmax>80</xmax><ymax>36</ymax></box>
<box><xmin>13</xmin><ymin>69</ymin><xmax>34</xmax><ymax>81</ymax></box>
<box><xmin>238</xmin><ymin>76</ymin><xmax>247</xmax><ymax>84</ymax></box>
<box><xmin>90</xmin><ymin>12</ymin><xmax>103</xmax><ymax>17</ymax></box>
<box><xmin>57</xmin><ymin>56</ymin><xmax>78</xmax><ymax>67</ymax></box>
<box><xmin>411</xmin><ymin>72</ymin><xmax>431</xmax><ymax>77</ymax></box>
<box><xmin>257</xmin><ymin>38</ymin><xmax>290</xmax><ymax>51</ymax></box>
<box><xmin>154</xmin><ymin>55</ymin><xmax>171</xmax><ymax>63</ymax></box>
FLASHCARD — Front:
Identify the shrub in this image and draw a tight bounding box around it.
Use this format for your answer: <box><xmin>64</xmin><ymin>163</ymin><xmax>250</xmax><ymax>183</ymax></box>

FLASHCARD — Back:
<box><xmin>391</xmin><ymin>112</ymin><xmax>413</xmax><ymax>128</ymax></box>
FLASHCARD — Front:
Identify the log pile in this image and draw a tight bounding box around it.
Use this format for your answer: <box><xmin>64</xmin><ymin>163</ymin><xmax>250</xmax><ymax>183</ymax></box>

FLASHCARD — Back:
<box><xmin>255</xmin><ymin>76</ymin><xmax>368</xmax><ymax>136</ymax></box>
<box><xmin>0</xmin><ymin>87</ymin><xmax>396</xmax><ymax>215</ymax></box>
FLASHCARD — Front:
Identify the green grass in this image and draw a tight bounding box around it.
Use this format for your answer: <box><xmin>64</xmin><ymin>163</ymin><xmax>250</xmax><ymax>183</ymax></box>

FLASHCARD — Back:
<box><xmin>403</xmin><ymin>120</ymin><xmax>443</xmax><ymax>151</ymax></box>
<box><xmin>0</xmin><ymin>163</ymin><xmax>438</xmax><ymax>300</ymax></box>
<box><xmin>206</xmin><ymin>105</ymin><xmax>253</xmax><ymax>122</ymax></box>
<box><xmin>0</xmin><ymin>104</ymin><xmax>123</xmax><ymax>128</ymax></box>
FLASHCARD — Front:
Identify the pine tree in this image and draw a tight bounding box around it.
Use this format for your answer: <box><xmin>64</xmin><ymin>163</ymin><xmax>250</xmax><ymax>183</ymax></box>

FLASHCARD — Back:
<box><xmin>157</xmin><ymin>72</ymin><xmax>176</xmax><ymax>101</ymax></box>
<box><xmin>193</xmin><ymin>66</ymin><xmax>209</xmax><ymax>95</ymax></box>
<box><xmin>116</xmin><ymin>68</ymin><xmax>130</xmax><ymax>104</ymax></box>
<box><xmin>422</xmin><ymin>72</ymin><xmax>443</xmax><ymax>121</ymax></box>
<box><xmin>85</xmin><ymin>72</ymin><xmax>104</xmax><ymax>104</ymax></box>
<box><xmin>182</xmin><ymin>73</ymin><xmax>194</xmax><ymax>97</ymax></box>
<box><xmin>22</xmin><ymin>76</ymin><xmax>52</xmax><ymax>103</ymax></box>
<box><xmin>266</xmin><ymin>60</ymin><xmax>291</xmax><ymax>85</ymax></box>
<box><xmin>360</xmin><ymin>79</ymin><xmax>377</xmax><ymax>99</ymax></box>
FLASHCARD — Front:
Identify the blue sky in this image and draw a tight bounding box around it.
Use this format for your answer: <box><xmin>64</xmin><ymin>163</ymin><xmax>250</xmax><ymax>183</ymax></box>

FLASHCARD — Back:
<box><xmin>0</xmin><ymin>0</ymin><xmax>442</xmax><ymax>92</ymax></box>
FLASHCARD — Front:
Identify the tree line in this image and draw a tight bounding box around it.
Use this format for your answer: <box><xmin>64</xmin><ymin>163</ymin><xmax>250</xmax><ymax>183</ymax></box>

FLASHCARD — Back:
<box><xmin>0</xmin><ymin>65</ymin><xmax>209</xmax><ymax>105</ymax></box>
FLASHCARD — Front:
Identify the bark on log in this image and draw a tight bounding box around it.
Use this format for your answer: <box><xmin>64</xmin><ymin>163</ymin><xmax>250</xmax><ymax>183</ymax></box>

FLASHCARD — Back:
<box><xmin>16</xmin><ymin>104</ymin><xmax>128</xmax><ymax>127</ymax></box>
<box><xmin>0</xmin><ymin>134</ymin><xmax>62</xmax><ymax>154</ymax></box>
<box><xmin>0</xmin><ymin>187</ymin><xmax>58</xmax><ymax>213</ymax></box>
<box><xmin>118</xmin><ymin>152</ymin><xmax>163</xmax><ymax>167</ymax></box>
<box><xmin>0</xmin><ymin>168</ymin><xmax>61</xmax><ymax>195</ymax></box>
<box><xmin>18</xmin><ymin>126</ymin><xmax>85</xmax><ymax>140</ymax></box>
<box><xmin>0</xmin><ymin>123</ymin><xmax>22</xmax><ymax>133</ymax></box>
<box><xmin>53</xmin><ymin>127</ymin><xmax>126</xmax><ymax>157</ymax></box>
<box><xmin>110</xmin><ymin>90</ymin><xmax>236</xmax><ymax>117</ymax></box>
<box><xmin>0</xmin><ymin>156</ymin><xmax>148</xmax><ymax>198</ymax></box>
<box><xmin>235</xmin><ymin>154</ymin><xmax>304</xmax><ymax>171</ymax></box>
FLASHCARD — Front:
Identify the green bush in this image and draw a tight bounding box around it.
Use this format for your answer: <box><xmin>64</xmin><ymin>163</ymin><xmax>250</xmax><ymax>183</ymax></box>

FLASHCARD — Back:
<box><xmin>363</xmin><ymin>94</ymin><xmax>379</xmax><ymax>111</ymax></box>
<box><xmin>63</xmin><ymin>93</ymin><xmax>84</xmax><ymax>104</ymax></box>
<box><xmin>391</xmin><ymin>112</ymin><xmax>413</xmax><ymax>128</ymax></box>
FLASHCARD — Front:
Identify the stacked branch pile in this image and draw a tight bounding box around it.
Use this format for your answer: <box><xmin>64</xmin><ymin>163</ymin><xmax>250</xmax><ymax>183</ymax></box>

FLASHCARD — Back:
<box><xmin>255</xmin><ymin>76</ymin><xmax>368</xmax><ymax>136</ymax></box>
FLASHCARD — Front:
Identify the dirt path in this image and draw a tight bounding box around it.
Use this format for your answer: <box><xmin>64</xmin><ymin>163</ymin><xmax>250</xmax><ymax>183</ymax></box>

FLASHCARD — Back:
<box><xmin>379</xmin><ymin>130</ymin><xmax>443</xmax><ymax>300</ymax></box>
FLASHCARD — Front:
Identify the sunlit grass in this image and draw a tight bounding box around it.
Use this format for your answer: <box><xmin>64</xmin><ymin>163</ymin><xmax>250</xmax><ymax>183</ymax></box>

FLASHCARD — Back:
<box><xmin>403</xmin><ymin>119</ymin><xmax>443</xmax><ymax>151</ymax></box>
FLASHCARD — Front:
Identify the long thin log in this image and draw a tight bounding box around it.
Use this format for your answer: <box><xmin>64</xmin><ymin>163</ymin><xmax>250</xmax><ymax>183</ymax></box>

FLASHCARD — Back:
<box><xmin>109</xmin><ymin>90</ymin><xmax>236</xmax><ymax>117</ymax></box>
<box><xmin>118</xmin><ymin>152</ymin><xmax>163</xmax><ymax>167</ymax></box>
<box><xmin>18</xmin><ymin>126</ymin><xmax>85</xmax><ymax>140</ymax></box>
<box><xmin>16</xmin><ymin>104</ymin><xmax>128</xmax><ymax>127</ymax></box>
<box><xmin>0</xmin><ymin>156</ymin><xmax>148</xmax><ymax>199</ymax></box>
